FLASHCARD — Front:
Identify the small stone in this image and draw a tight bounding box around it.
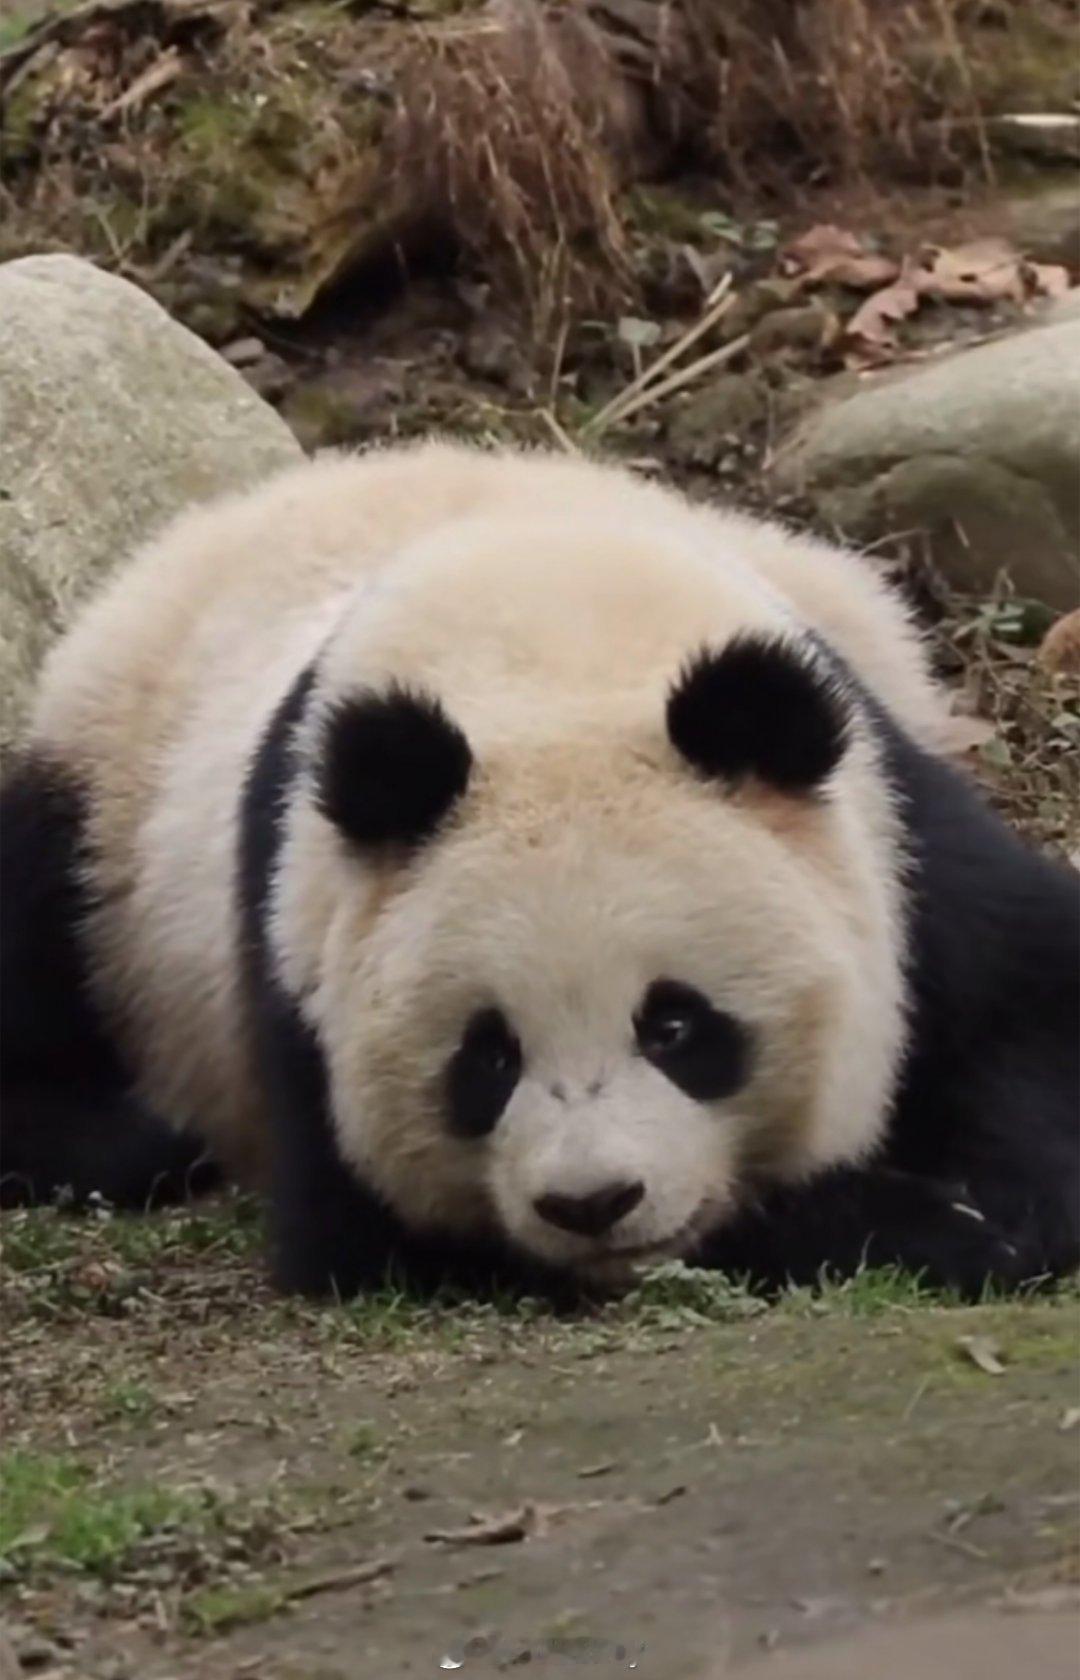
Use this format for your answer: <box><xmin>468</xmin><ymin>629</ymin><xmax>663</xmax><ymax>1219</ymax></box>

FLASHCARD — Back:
<box><xmin>220</xmin><ymin>336</ymin><xmax>266</xmax><ymax>367</ymax></box>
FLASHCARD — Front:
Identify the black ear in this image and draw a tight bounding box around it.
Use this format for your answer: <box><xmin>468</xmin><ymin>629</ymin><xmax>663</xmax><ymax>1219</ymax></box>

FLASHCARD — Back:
<box><xmin>666</xmin><ymin>634</ymin><xmax>851</xmax><ymax>795</ymax></box>
<box><xmin>316</xmin><ymin>684</ymin><xmax>472</xmax><ymax>848</ymax></box>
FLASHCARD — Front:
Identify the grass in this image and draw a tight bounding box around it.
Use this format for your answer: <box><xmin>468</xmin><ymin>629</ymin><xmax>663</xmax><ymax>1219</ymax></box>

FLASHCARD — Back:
<box><xmin>1</xmin><ymin>1193</ymin><xmax>263</xmax><ymax>1273</ymax></box>
<box><xmin>0</xmin><ymin>1450</ymin><xmax>205</xmax><ymax>1579</ymax></box>
<box><xmin>98</xmin><ymin>1379</ymin><xmax>156</xmax><ymax>1425</ymax></box>
<box><xmin>4</xmin><ymin>1198</ymin><xmax>1075</xmax><ymax>1334</ymax></box>
<box><xmin>6</xmin><ymin>0</ymin><xmax>1072</xmax><ymax>341</ymax></box>
<box><xmin>181</xmin><ymin>1579</ymin><xmax>288</xmax><ymax>1635</ymax></box>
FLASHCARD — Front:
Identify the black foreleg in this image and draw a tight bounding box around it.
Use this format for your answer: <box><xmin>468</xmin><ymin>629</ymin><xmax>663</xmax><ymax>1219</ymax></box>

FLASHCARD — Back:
<box><xmin>0</xmin><ymin>756</ymin><xmax>217</xmax><ymax>1210</ymax></box>
<box><xmin>696</xmin><ymin>1163</ymin><xmax>1051</xmax><ymax>1299</ymax></box>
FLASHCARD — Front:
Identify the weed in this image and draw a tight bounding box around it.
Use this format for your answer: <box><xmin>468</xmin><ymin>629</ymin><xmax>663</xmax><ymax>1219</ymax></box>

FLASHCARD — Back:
<box><xmin>0</xmin><ymin>1451</ymin><xmax>203</xmax><ymax>1579</ymax></box>
<box><xmin>181</xmin><ymin>1579</ymin><xmax>286</xmax><ymax>1634</ymax></box>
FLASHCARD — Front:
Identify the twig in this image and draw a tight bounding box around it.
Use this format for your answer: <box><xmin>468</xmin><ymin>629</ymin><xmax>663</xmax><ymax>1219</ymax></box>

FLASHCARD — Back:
<box><xmin>926</xmin><ymin>1529</ymin><xmax>989</xmax><ymax>1561</ymax></box>
<box><xmin>591</xmin><ymin>332</ymin><xmax>750</xmax><ymax>435</ymax></box>
<box><xmin>281</xmin><ymin>1556</ymin><xmax>396</xmax><ymax>1602</ymax></box>
<box><xmin>582</xmin><ymin>274</ymin><xmax>735</xmax><ymax>436</ymax></box>
<box><xmin>537</xmin><ymin>407</ymin><xmax>580</xmax><ymax>455</ymax></box>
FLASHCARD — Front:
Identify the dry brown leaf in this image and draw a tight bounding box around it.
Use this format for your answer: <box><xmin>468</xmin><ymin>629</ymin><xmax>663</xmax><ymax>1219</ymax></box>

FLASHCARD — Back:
<box><xmin>784</xmin><ymin>223</ymin><xmax>898</xmax><ymax>289</ymax></box>
<box><xmin>913</xmin><ymin>239</ymin><xmax>1026</xmax><ymax>304</ymax></box>
<box><xmin>956</xmin><ymin>1334</ymin><xmax>1006</xmax><ymax>1376</ymax></box>
<box><xmin>1026</xmin><ymin>264</ymin><xmax>1072</xmax><ymax>299</ymax></box>
<box><xmin>1038</xmin><ymin>609</ymin><xmax>1080</xmax><ymax>675</ymax></box>
<box><xmin>942</xmin><ymin>714</ymin><xmax>998</xmax><ymax>757</ymax></box>
<box><xmin>842</xmin><ymin>265</ymin><xmax>920</xmax><ymax>367</ymax></box>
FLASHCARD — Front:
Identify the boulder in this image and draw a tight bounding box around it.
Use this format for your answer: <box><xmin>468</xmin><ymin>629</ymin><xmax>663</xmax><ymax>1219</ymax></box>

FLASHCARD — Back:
<box><xmin>774</xmin><ymin>313</ymin><xmax>1080</xmax><ymax>608</ymax></box>
<box><xmin>0</xmin><ymin>255</ymin><xmax>301</xmax><ymax>750</ymax></box>
<box><xmin>1001</xmin><ymin>180</ymin><xmax>1080</xmax><ymax>271</ymax></box>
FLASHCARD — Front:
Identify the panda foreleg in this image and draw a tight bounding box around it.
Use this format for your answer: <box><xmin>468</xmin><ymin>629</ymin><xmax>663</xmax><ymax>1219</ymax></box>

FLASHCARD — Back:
<box><xmin>0</xmin><ymin>755</ymin><xmax>218</xmax><ymax>1210</ymax></box>
<box><xmin>694</xmin><ymin>1163</ymin><xmax>1051</xmax><ymax>1300</ymax></box>
<box><xmin>0</xmin><ymin>1086</ymin><xmax>219</xmax><ymax>1210</ymax></box>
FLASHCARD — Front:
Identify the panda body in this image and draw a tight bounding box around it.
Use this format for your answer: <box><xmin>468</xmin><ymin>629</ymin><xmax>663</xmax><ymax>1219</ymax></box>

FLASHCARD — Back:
<box><xmin>3</xmin><ymin>443</ymin><xmax>1076</xmax><ymax>1298</ymax></box>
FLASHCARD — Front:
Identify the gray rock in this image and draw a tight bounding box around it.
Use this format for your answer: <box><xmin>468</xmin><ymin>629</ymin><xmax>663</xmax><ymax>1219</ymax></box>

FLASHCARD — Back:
<box><xmin>775</xmin><ymin>316</ymin><xmax>1080</xmax><ymax>608</ymax></box>
<box><xmin>1001</xmin><ymin>181</ymin><xmax>1080</xmax><ymax>271</ymax></box>
<box><xmin>990</xmin><ymin>114</ymin><xmax>1080</xmax><ymax>164</ymax></box>
<box><xmin>0</xmin><ymin>255</ymin><xmax>301</xmax><ymax>749</ymax></box>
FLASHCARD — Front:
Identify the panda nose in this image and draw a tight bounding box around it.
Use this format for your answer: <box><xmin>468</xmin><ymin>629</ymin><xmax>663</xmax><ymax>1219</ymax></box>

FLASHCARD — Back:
<box><xmin>533</xmin><ymin>1180</ymin><xmax>645</xmax><ymax>1238</ymax></box>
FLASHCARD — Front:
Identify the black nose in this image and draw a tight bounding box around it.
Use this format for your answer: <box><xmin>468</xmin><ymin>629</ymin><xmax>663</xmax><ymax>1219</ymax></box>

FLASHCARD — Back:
<box><xmin>533</xmin><ymin>1179</ymin><xmax>645</xmax><ymax>1238</ymax></box>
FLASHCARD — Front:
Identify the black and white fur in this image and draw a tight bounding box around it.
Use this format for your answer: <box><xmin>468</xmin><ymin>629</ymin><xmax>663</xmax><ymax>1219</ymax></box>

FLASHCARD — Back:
<box><xmin>2</xmin><ymin>443</ymin><xmax>1076</xmax><ymax>1300</ymax></box>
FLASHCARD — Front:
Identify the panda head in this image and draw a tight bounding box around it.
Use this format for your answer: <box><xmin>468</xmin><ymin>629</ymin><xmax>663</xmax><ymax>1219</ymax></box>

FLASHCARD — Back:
<box><xmin>281</xmin><ymin>617</ymin><xmax>899</xmax><ymax>1285</ymax></box>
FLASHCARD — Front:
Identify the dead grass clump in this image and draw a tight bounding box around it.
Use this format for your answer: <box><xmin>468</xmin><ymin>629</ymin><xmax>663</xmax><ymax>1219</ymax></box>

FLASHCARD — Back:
<box><xmin>3</xmin><ymin>0</ymin><xmax>1075</xmax><ymax>336</ymax></box>
<box><xmin>383</xmin><ymin>1</ymin><xmax>635</xmax><ymax>336</ymax></box>
<box><xmin>939</xmin><ymin>586</ymin><xmax>1080</xmax><ymax>857</ymax></box>
<box><xmin>652</xmin><ymin>0</ymin><xmax>996</xmax><ymax>191</ymax></box>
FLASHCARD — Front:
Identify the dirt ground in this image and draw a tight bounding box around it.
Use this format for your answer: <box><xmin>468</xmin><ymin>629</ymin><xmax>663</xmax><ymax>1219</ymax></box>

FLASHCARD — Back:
<box><xmin>1</xmin><ymin>1206</ymin><xmax>1078</xmax><ymax>1679</ymax></box>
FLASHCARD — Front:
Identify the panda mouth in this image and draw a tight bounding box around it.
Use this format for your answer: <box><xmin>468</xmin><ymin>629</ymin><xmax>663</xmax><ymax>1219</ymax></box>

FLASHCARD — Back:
<box><xmin>592</xmin><ymin>1215</ymin><xmax>704</xmax><ymax>1265</ymax></box>
<box><xmin>605</xmin><ymin>1233</ymin><xmax>687</xmax><ymax>1261</ymax></box>
<box><xmin>587</xmin><ymin>1199</ymin><xmax>721</xmax><ymax>1267</ymax></box>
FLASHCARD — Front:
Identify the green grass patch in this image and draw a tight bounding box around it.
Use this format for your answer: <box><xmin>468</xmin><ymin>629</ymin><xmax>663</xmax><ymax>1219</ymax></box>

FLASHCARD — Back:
<box><xmin>181</xmin><ymin>1579</ymin><xmax>287</xmax><ymax>1635</ymax></box>
<box><xmin>1</xmin><ymin>1195</ymin><xmax>262</xmax><ymax>1274</ymax></box>
<box><xmin>98</xmin><ymin>1379</ymin><xmax>156</xmax><ymax>1425</ymax></box>
<box><xmin>0</xmin><ymin>1451</ymin><xmax>204</xmax><ymax>1579</ymax></box>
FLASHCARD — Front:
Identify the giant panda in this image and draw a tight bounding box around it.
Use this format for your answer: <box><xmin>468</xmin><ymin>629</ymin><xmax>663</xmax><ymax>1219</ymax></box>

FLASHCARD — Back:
<box><xmin>2</xmin><ymin>442</ymin><xmax>1077</xmax><ymax>1300</ymax></box>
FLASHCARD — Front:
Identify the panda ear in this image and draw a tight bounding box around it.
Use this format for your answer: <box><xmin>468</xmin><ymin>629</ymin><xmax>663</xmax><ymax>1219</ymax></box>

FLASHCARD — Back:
<box><xmin>666</xmin><ymin>634</ymin><xmax>851</xmax><ymax>795</ymax></box>
<box><xmin>316</xmin><ymin>684</ymin><xmax>473</xmax><ymax>849</ymax></box>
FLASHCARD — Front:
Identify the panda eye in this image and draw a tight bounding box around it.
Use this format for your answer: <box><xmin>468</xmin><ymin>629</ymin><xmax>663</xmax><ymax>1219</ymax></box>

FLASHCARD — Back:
<box><xmin>637</xmin><ymin>1005</ymin><xmax>695</xmax><ymax>1057</ymax></box>
<box><xmin>635</xmin><ymin>980</ymin><xmax>751</xmax><ymax>1103</ymax></box>
<box><xmin>446</xmin><ymin>1008</ymin><xmax>523</xmax><ymax>1139</ymax></box>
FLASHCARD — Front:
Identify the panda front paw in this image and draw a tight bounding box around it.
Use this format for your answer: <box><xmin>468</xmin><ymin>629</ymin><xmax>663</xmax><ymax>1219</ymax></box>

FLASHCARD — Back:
<box><xmin>695</xmin><ymin>1165</ymin><xmax>1042</xmax><ymax>1299</ymax></box>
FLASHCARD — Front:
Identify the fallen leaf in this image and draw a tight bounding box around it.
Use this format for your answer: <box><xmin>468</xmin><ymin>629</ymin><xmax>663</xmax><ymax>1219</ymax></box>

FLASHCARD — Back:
<box><xmin>913</xmin><ymin>239</ymin><xmax>1026</xmax><ymax>304</ymax></box>
<box><xmin>843</xmin><ymin>264</ymin><xmax>920</xmax><ymax>367</ymax></box>
<box><xmin>957</xmin><ymin>1334</ymin><xmax>1007</xmax><ymax>1375</ymax></box>
<box><xmin>576</xmin><ymin>1461</ymin><xmax>618</xmax><ymax>1478</ymax></box>
<box><xmin>784</xmin><ymin>224</ymin><xmax>898</xmax><ymax>289</ymax></box>
<box><xmin>1025</xmin><ymin>263</ymin><xmax>1071</xmax><ymax>299</ymax></box>
<box><xmin>1038</xmin><ymin>608</ymin><xmax>1080</xmax><ymax>675</ymax></box>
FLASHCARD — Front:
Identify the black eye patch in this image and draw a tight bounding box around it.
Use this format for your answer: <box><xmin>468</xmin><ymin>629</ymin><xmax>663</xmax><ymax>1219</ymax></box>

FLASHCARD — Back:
<box><xmin>634</xmin><ymin>980</ymin><xmax>751</xmax><ymax>1102</ymax></box>
<box><xmin>445</xmin><ymin>1008</ymin><xmax>523</xmax><ymax>1139</ymax></box>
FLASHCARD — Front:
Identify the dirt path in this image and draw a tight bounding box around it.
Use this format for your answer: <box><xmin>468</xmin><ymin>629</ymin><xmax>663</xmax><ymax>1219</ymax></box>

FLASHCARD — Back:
<box><xmin>2</xmin><ymin>1210</ymin><xmax>1077</xmax><ymax>1680</ymax></box>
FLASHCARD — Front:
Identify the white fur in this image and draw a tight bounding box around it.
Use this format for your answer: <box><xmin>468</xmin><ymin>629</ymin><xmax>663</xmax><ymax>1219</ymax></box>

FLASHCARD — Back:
<box><xmin>27</xmin><ymin>442</ymin><xmax>948</xmax><ymax>1269</ymax></box>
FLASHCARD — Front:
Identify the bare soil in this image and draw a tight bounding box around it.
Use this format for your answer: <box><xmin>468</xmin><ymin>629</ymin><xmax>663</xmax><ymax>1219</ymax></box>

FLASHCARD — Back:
<box><xmin>2</xmin><ymin>1207</ymin><xmax>1078</xmax><ymax>1680</ymax></box>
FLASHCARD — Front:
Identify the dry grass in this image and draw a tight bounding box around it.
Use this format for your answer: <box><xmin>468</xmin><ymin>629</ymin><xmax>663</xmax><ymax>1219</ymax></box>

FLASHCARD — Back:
<box><xmin>938</xmin><ymin>585</ymin><xmax>1080</xmax><ymax>857</ymax></box>
<box><xmin>383</xmin><ymin>2</ymin><xmax>634</xmax><ymax>337</ymax></box>
<box><xmin>5</xmin><ymin>0</ymin><xmax>1071</xmax><ymax>334</ymax></box>
<box><xmin>656</xmin><ymin>0</ymin><xmax>994</xmax><ymax>191</ymax></box>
